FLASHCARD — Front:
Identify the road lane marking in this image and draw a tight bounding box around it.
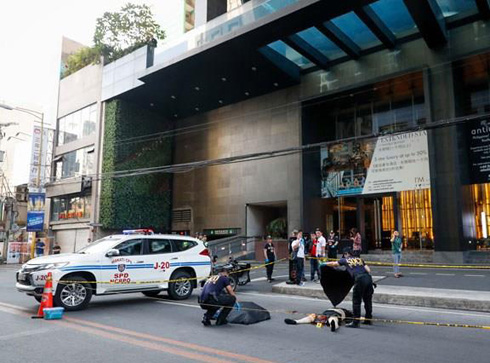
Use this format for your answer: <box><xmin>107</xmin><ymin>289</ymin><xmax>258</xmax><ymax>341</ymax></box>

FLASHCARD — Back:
<box><xmin>235</xmin><ymin>293</ymin><xmax>490</xmax><ymax>319</ymax></box>
<box><xmin>465</xmin><ymin>275</ymin><xmax>485</xmax><ymax>277</ymax></box>
<box><xmin>436</xmin><ymin>273</ymin><xmax>455</xmax><ymax>276</ymax></box>
<box><xmin>0</xmin><ymin>302</ymin><xmax>272</xmax><ymax>363</ymax></box>
<box><xmin>0</xmin><ymin>327</ymin><xmax>60</xmax><ymax>341</ymax></box>
<box><xmin>65</xmin><ymin>316</ymin><xmax>273</xmax><ymax>363</ymax></box>
<box><xmin>155</xmin><ymin>300</ymin><xmax>200</xmax><ymax>309</ymax></box>
<box><xmin>409</xmin><ymin>273</ymin><xmax>427</xmax><ymax>275</ymax></box>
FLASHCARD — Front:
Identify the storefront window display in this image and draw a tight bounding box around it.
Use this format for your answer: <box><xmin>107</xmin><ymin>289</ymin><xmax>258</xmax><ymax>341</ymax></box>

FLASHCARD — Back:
<box><xmin>305</xmin><ymin>71</ymin><xmax>433</xmax><ymax>251</ymax></box>
<box><xmin>51</xmin><ymin>196</ymin><xmax>91</xmax><ymax>222</ymax></box>
<box><xmin>455</xmin><ymin>52</ymin><xmax>490</xmax><ymax>250</ymax></box>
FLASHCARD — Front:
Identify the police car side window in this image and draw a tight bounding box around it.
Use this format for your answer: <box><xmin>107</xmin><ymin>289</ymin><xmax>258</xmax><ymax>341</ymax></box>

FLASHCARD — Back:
<box><xmin>148</xmin><ymin>239</ymin><xmax>173</xmax><ymax>254</ymax></box>
<box><xmin>115</xmin><ymin>239</ymin><xmax>143</xmax><ymax>256</ymax></box>
<box><xmin>172</xmin><ymin>240</ymin><xmax>197</xmax><ymax>252</ymax></box>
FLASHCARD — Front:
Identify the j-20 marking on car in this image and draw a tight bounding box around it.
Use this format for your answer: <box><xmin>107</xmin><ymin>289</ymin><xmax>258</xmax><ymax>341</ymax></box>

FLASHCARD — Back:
<box><xmin>16</xmin><ymin>231</ymin><xmax>212</xmax><ymax>310</ymax></box>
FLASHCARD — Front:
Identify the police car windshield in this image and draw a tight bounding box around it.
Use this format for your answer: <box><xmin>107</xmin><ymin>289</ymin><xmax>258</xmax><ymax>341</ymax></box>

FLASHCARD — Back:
<box><xmin>77</xmin><ymin>237</ymin><xmax>121</xmax><ymax>254</ymax></box>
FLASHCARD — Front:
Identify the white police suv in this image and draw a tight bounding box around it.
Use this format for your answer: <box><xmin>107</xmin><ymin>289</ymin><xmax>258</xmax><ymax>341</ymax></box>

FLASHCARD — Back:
<box><xmin>16</xmin><ymin>230</ymin><xmax>211</xmax><ymax>310</ymax></box>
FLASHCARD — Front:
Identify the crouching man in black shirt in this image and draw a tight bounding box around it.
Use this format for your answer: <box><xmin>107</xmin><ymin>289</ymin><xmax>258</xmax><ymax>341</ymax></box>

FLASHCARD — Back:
<box><xmin>199</xmin><ymin>267</ymin><xmax>238</xmax><ymax>326</ymax></box>
<box><xmin>326</xmin><ymin>248</ymin><xmax>374</xmax><ymax>328</ymax></box>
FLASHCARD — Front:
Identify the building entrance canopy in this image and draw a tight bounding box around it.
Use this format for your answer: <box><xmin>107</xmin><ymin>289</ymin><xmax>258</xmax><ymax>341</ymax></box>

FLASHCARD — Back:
<box><xmin>117</xmin><ymin>0</ymin><xmax>487</xmax><ymax>120</ymax></box>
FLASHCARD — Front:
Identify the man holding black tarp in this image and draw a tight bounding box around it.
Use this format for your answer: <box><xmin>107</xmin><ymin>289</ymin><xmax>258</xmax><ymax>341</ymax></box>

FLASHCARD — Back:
<box><xmin>325</xmin><ymin>248</ymin><xmax>374</xmax><ymax>328</ymax></box>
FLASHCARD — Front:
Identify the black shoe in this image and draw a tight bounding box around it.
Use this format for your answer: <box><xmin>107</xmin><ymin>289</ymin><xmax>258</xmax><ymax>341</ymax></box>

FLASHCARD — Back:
<box><xmin>269</xmin><ymin>278</ymin><xmax>275</xmax><ymax>281</ymax></box>
<box><xmin>345</xmin><ymin>322</ymin><xmax>360</xmax><ymax>328</ymax></box>
<box><xmin>216</xmin><ymin>319</ymin><xmax>228</xmax><ymax>326</ymax></box>
<box><xmin>202</xmin><ymin>317</ymin><xmax>211</xmax><ymax>326</ymax></box>
<box><xmin>362</xmin><ymin>319</ymin><xmax>372</xmax><ymax>325</ymax></box>
<box><xmin>330</xmin><ymin>320</ymin><xmax>336</xmax><ymax>332</ymax></box>
<box><xmin>286</xmin><ymin>280</ymin><xmax>295</xmax><ymax>285</ymax></box>
<box><xmin>284</xmin><ymin>318</ymin><xmax>297</xmax><ymax>325</ymax></box>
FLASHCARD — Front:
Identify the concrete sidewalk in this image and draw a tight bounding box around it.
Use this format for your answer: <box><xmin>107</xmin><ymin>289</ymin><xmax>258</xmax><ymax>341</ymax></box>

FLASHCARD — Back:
<box><xmin>271</xmin><ymin>281</ymin><xmax>490</xmax><ymax>312</ymax></box>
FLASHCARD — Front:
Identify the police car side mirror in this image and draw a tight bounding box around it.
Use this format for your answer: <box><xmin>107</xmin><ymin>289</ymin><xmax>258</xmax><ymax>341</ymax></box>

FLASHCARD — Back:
<box><xmin>106</xmin><ymin>249</ymin><xmax>120</xmax><ymax>257</ymax></box>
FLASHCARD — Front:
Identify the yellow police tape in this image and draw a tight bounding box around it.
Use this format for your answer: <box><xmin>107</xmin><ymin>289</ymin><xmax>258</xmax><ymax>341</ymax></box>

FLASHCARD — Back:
<box><xmin>43</xmin><ymin>258</ymin><xmax>490</xmax><ymax>331</ymax></box>
<box><xmin>55</xmin><ymin>258</ymin><xmax>288</xmax><ymax>285</ymax></box>
<box><xmin>307</xmin><ymin>256</ymin><xmax>490</xmax><ymax>270</ymax></box>
<box><xmin>156</xmin><ymin>299</ymin><xmax>490</xmax><ymax>330</ymax></box>
<box><xmin>54</xmin><ymin>255</ymin><xmax>490</xmax><ymax>286</ymax></box>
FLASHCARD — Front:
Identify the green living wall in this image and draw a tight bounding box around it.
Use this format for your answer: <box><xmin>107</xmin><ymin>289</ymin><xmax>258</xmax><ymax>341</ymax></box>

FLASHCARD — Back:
<box><xmin>100</xmin><ymin>99</ymin><xmax>173</xmax><ymax>231</ymax></box>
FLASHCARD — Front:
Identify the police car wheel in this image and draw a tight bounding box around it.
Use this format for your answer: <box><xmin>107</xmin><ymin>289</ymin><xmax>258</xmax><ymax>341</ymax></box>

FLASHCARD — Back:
<box><xmin>142</xmin><ymin>290</ymin><xmax>162</xmax><ymax>298</ymax></box>
<box><xmin>54</xmin><ymin>276</ymin><xmax>93</xmax><ymax>311</ymax></box>
<box><xmin>168</xmin><ymin>271</ymin><xmax>193</xmax><ymax>300</ymax></box>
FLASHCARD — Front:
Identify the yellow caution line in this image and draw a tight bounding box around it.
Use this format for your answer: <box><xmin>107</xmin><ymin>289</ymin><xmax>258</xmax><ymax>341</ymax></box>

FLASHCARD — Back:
<box><xmin>306</xmin><ymin>256</ymin><xmax>490</xmax><ymax>270</ymax></box>
<box><xmin>55</xmin><ymin>258</ymin><xmax>288</xmax><ymax>285</ymax></box>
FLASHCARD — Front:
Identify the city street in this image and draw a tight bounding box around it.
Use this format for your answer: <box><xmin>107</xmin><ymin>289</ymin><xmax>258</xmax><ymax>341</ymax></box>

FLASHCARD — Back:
<box><xmin>1</xmin><ymin>265</ymin><xmax>489</xmax><ymax>363</ymax></box>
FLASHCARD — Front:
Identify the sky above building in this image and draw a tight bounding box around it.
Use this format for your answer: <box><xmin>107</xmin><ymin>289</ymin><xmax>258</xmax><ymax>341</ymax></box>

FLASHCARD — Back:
<box><xmin>0</xmin><ymin>0</ymin><xmax>182</xmax><ymax>126</ymax></box>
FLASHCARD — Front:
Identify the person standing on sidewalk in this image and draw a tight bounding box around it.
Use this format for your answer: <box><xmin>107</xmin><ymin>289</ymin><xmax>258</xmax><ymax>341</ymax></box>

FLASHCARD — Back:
<box><xmin>35</xmin><ymin>239</ymin><xmax>45</xmax><ymax>257</ymax></box>
<box><xmin>326</xmin><ymin>248</ymin><xmax>373</xmax><ymax>328</ymax></box>
<box><xmin>291</xmin><ymin>230</ymin><xmax>305</xmax><ymax>286</ymax></box>
<box><xmin>286</xmin><ymin>230</ymin><xmax>298</xmax><ymax>284</ymax></box>
<box><xmin>316</xmin><ymin>228</ymin><xmax>327</xmax><ymax>259</ymax></box>
<box><xmin>309</xmin><ymin>233</ymin><xmax>320</xmax><ymax>282</ymax></box>
<box><xmin>327</xmin><ymin>230</ymin><xmax>339</xmax><ymax>259</ymax></box>
<box><xmin>264</xmin><ymin>235</ymin><xmax>276</xmax><ymax>282</ymax></box>
<box><xmin>391</xmin><ymin>230</ymin><xmax>403</xmax><ymax>278</ymax></box>
<box><xmin>350</xmin><ymin>228</ymin><xmax>362</xmax><ymax>253</ymax></box>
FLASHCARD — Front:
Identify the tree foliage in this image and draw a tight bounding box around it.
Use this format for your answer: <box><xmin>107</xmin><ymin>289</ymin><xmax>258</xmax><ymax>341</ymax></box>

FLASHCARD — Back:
<box><xmin>64</xmin><ymin>46</ymin><xmax>101</xmax><ymax>77</ymax></box>
<box><xmin>63</xmin><ymin>3</ymin><xmax>165</xmax><ymax>78</ymax></box>
<box><xmin>93</xmin><ymin>3</ymin><xmax>165</xmax><ymax>63</ymax></box>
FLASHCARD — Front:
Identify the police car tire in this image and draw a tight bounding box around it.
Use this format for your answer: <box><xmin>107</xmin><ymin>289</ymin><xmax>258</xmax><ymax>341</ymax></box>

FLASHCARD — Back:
<box><xmin>54</xmin><ymin>276</ymin><xmax>93</xmax><ymax>311</ymax></box>
<box><xmin>34</xmin><ymin>295</ymin><xmax>42</xmax><ymax>303</ymax></box>
<box><xmin>167</xmin><ymin>271</ymin><xmax>193</xmax><ymax>300</ymax></box>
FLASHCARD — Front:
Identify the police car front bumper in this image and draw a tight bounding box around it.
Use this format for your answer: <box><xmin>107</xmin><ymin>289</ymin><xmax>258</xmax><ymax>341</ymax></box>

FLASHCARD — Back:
<box><xmin>16</xmin><ymin>282</ymin><xmax>43</xmax><ymax>296</ymax></box>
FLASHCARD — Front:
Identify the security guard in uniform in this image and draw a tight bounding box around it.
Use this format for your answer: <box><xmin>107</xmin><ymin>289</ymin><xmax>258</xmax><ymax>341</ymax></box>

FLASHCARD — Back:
<box><xmin>199</xmin><ymin>267</ymin><xmax>238</xmax><ymax>326</ymax></box>
<box><xmin>326</xmin><ymin>248</ymin><xmax>374</xmax><ymax>328</ymax></box>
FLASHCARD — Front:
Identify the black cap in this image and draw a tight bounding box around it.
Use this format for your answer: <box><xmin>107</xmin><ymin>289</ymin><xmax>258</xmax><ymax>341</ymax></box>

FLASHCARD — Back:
<box><xmin>343</xmin><ymin>247</ymin><xmax>353</xmax><ymax>255</ymax></box>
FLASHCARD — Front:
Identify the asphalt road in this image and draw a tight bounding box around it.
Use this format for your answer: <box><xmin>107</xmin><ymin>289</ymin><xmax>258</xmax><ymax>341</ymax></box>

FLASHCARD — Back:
<box><xmin>1</xmin><ymin>266</ymin><xmax>489</xmax><ymax>363</ymax></box>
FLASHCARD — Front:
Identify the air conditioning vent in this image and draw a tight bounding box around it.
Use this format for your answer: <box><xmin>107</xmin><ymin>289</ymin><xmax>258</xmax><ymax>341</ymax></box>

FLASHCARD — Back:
<box><xmin>172</xmin><ymin>209</ymin><xmax>192</xmax><ymax>223</ymax></box>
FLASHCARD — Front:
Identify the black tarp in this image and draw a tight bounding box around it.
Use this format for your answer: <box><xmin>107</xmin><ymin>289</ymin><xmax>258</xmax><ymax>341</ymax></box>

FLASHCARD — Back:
<box><xmin>227</xmin><ymin>301</ymin><xmax>271</xmax><ymax>325</ymax></box>
<box><xmin>320</xmin><ymin>265</ymin><xmax>354</xmax><ymax>306</ymax></box>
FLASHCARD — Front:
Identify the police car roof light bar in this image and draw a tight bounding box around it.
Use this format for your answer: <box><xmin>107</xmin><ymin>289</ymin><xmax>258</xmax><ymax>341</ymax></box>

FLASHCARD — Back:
<box><xmin>122</xmin><ymin>229</ymin><xmax>155</xmax><ymax>235</ymax></box>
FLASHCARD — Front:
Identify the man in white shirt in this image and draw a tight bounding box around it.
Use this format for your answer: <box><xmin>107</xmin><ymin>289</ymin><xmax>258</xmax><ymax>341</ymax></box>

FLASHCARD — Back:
<box><xmin>291</xmin><ymin>230</ymin><xmax>305</xmax><ymax>286</ymax></box>
<box><xmin>316</xmin><ymin>229</ymin><xmax>327</xmax><ymax>258</ymax></box>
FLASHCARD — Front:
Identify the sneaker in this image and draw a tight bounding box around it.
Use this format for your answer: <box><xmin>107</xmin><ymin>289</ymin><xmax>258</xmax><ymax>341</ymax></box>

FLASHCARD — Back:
<box><xmin>286</xmin><ymin>280</ymin><xmax>295</xmax><ymax>285</ymax></box>
<box><xmin>299</xmin><ymin>282</ymin><xmax>305</xmax><ymax>287</ymax></box>
<box><xmin>362</xmin><ymin>319</ymin><xmax>372</xmax><ymax>325</ymax></box>
<box><xmin>330</xmin><ymin>320</ymin><xmax>336</xmax><ymax>332</ymax></box>
<box><xmin>202</xmin><ymin>317</ymin><xmax>211</xmax><ymax>326</ymax></box>
<box><xmin>269</xmin><ymin>278</ymin><xmax>275</xmax><ymax>281</ymax></box>
<box><xmin>345</xmin><ymin>322</ymin><xmax>360</xmax><ymax>328</ymax></box>
<box><xmin>216</xmin><ymin>319</ymin><xmax>228</xmax><ymax>326</ymax></box>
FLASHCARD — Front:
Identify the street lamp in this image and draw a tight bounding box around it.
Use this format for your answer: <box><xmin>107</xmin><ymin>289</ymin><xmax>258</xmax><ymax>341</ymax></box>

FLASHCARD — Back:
<box><xmin>0</xmin><ymin>103</ymin><xmax>44</xmax><ymax>260</ymax></box>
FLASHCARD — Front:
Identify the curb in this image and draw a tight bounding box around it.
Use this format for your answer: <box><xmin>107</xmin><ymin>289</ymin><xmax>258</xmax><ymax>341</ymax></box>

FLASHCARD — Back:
<box><xmin>271</xmin><ymin>284</ymin><xmax>490</xmax><ymax>313</ymax></box>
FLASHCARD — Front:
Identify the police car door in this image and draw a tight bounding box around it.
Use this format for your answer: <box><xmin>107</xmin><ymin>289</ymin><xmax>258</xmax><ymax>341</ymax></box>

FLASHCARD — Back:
<box><xmin>145</xmin><ymin>238</ymin><xmax>174</xmax><ymax>289</ymax></box>
<box><xmin>103</xmin><ymin>238</ymin><xmax>152</xmax><ymax>292</ymax></box>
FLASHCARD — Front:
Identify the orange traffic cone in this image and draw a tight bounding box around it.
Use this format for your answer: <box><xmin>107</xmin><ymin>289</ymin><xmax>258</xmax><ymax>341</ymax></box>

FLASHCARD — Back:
<box><xmin>32</xmin><ymin>272</ymin><xmax>54</xmax><ymax>319</ymax></box>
